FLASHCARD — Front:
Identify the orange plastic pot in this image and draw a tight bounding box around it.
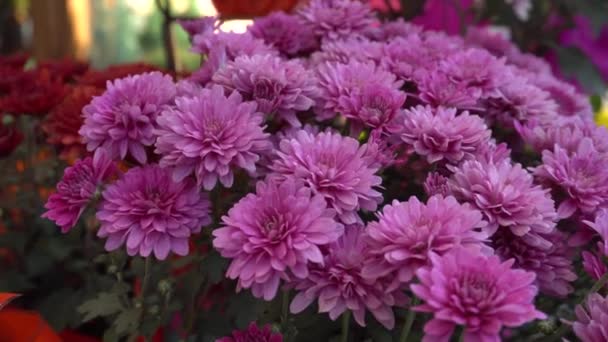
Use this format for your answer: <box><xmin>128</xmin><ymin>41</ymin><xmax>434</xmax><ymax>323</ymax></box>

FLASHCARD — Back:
<box><xmin>0</xmin><ymin>309</ymin><xmax>61</xmax><ymax>342</ymax></box>
<box><xmin>212</xmin><ymin>0</ymin><xmax>300</xmax><ymax>19</ymax></box>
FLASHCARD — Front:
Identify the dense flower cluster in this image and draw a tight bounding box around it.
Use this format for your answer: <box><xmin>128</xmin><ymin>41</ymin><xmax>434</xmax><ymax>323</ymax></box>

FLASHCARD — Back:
<box><xmin>39</xmin><ymin>0</ymin><xmax>608</xmax><ymax>340</ymax></box>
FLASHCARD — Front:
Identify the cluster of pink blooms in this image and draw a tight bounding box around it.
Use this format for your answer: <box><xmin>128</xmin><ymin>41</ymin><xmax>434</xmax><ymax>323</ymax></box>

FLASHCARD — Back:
<box><xmin>43</xmin><ymin>0</ymin><xmax>608</xmax><ymax>340</ymax></box>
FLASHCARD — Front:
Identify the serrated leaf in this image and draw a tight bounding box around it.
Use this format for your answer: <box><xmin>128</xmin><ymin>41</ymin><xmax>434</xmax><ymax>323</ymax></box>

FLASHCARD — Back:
<box><xmin>78</xmin><ymin>292</ymin><xmax>123</xmax><ymax>322</ymax></box>
<box><xmin>113</xmin><ymin>308</ymin><xmax>141</xmax><ymax>336</ymax></box>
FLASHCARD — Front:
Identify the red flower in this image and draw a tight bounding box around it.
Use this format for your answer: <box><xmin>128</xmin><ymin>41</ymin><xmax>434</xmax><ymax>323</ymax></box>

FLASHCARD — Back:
<box><xmin>38</xmin><ymin>59</ymin><xmax>89</xmax><ymax>83</ymax></box>
<box><xmin>78</xmin><ymin>63</ymin><xmax>162</xmax><ymax>88</ymax></box>
<box><xmin>0</xmin><ymin>116</ymin><xmax>23</xmax><ymax>157</ymax></box>
<box><xmin>43</xmin><ymin>86</ymin><xmax>102</xmax><ymax>160</ymax></box>
<box><xmin>0</xmin><ymin>69</ymin><xmax>68</xmax><ymax>116</ymax></box>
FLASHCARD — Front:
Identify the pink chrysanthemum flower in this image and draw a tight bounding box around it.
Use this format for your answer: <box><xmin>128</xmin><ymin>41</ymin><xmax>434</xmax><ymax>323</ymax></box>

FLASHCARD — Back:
<box><xmin>492</xmin><ymin>229</ymin><xmax>576</xmax><ymax>297</ymax></box>
<box><xmin>43</xmin><ymin>152</ymin><xmax>115</xmax><ymax>233</ymax></box>
<box><xmin>79</xmin><ymin>72</ymin><xmax>176</xmax><ymax>164</ymax></box>
<box><xmin>211</xmin><ymin>54</ymin><xmax>319</xmax><ymax>127</ymax></box>
<box><xmin>411</xmin><ymin>249</ymin><xmax>546</xmax><ymax>342</ymax></box>
<box><xmin>298</xmin><ymin>0</ymin><xmax>377</xmax><ymax>42</ymax></box>
<box><xmin>531</xmin><ymin>74</ymin><xmax>594</xmax><ymax>119</ymax></box>
<box><xmin>584</xmin><ymin>209</ymin><xmax>608</xmax><ymax>256</ymax></box>
<box><xmin>481</xmin><ymin>75</ymin><xmax>558</xmax><ymax>127</ymax></box>
<box><xmin>269</xmin><ymin>130</ymin><xmax>382</xmax><ymax>224</ymax></box>
<box><xmin>373</xmin><ymin>19</ymin><xmax>422</xmax><ymax>41</ymax></box>
<box><xmin>423</xmin><ymin>172</ymin><xmax>450</xmax><ymax>197</ymax></box>
<box><xmin>582</xmin><ymin>243</ymin><xmax>608</xmax><ymax>282</ymax></box>
<box><xmin>217</xmin><ymin>322</ymin><xmax>283</xmax><ymax>342</ymax></box>
<box><xmin>418</xmin><ymin>71</ymin><xmax>480</xmax><ymax>109</ymax></box>
<box><xmin>535</xmin><ymin>138</ymin><xmax>608</xmax><ymax>219</ymax></box>
<box><xmin>362</xmin><ymin>195</ymin><xmax>489</xmax><ymax>285</ymax></box>
<box><xmin>314</xmin><ymin>60</ymin><xmax>402</xmax><ymax>120</ymax></box>
<box><xmin>449</xmin><ymin>158</ymin><xmax>557</xmax><ymax>249</ymax></box>
<box><xmin>249</xmin><ymin>11</ymin><xmax>317</xmax><ymax>56</ymax></box>
<box><xmin>155</xmin><ymin>86</ymin><xmax>271</xmax><ymax>190</ymax></box>
<box><xmin>338</xmin><ymin>83</ymin><xmax>406</xmax><ymax>132</ymax></box>
<box><xmin>96</xmin><ymin>165</ymin><xmax>211</xmax><ymax>260</ymax></box>
<box><xmin>213</xmin><ymin>179</ymin><xmax>344</xmax><ymax>301</ymax></box>
<box><xmin>396</xmin><ymin>106</ymin><xmax>492</xmax><ymax>164</ymax></box>
<box><xmin>436</xmin><ymin>47</ymin><xmax>507</xmax><ymax>98</ymax></box>
<box><xmin>573</xmin><ymin>293</ymin><xmax>608</xmax><ymax>342</ymax></box>
<box><xmin>310</xmin><ymin>38</ymin><xmax>384</xmax><ymax>66</ymax></box>
<box><xmin>289</xmin><ymin>226</ymin><xmax>407</xmax><ymax>330</ymax></box>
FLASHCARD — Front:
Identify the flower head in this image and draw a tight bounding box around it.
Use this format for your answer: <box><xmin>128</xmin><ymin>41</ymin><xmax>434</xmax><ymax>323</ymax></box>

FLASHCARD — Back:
<box><xmin>492</xmin><ymin>229</ymin><xmax>576</xmax><ymax>297</ymax></box>
<box><xmin>249</xmin><ymin>12</ymin><xmax>317</xmax><ymax>56</ymax></box>
<box><xmin>43</xmin><ymin>86</ymin><xmax>103</xmax><ymax>160</ymax></box>
<box><xmin>212</xmin><ymin>54</ymin><xmax>318</xmax><ymax>127</ymax></box>
<box><xmin>396</xmin><ymin>106</ymin><xmax>491</xmax><ymax>164</ymax></box>
<box><xmin>43</xmin><ymin>152</ymin><xmax>116</xmax><ymax>232</ymax></box>
<box><xmin>411</xmin><ymin>249</ymin><xmax>545</xmax><ymax>342</ymax></box>
<box><xmin>269</xmin><ymin>130</ymin><xmax>382</xmax><ymax>224</ymax></box>
<box><xmin>449</xmin><ymin>159</ymin><xmax>557</xmax><ymax>248</ymax></box>
<box><xmin>217</xmin><ymin>322</ymin><xmax>283</xmax><ymax>342</ymax></box>
<box><xmin>363</xmin><ymin>195</ymin><xmax>488</xmax><ymax>285</ymax></box>
<box><xmin>535</xmin><ymin>138</ymin><xmax>608</xmax><ymax>219</ymax></box>
<box><xmin>298</xmin><ymin>0</ymin><xmax>377</xmax><ymax>42</ymax></box>
<box><xmin>310</xmin><ymin>38</ymin><xmax>383</xmax><ymax>66</ymax></box>
<box><xmin>79</xmin><ymin>72</ymin><xmax>176</xmax><ymax>164</ymax></box>
<box><xmin>290</xmin><ymin>226</ymin><xmax>407</xmax><ymax>329</ymax></box>
<box><xmin>155</xmin><ymin>85</ymin><xmax>271</xmax><ymax>190</ymax></box>
<box><xmin>573</xmin><ymin>293</ymin><xmax>608</xmax><ymax>342</ymax></box>
<box><xmin>338</xmin><ymin>83</ymin><xmax>405</xmax><ymax>131</ymax></box>
<box><xmin>213</xmin><ymin>179</ymin><xmax>344</xmax><ymax>300</ymax></box>
<box><xmin>97</xmin><ymin>165</ymin><xmax>211</xmax><ymax>260</ymax></box>
<box><xmin>315</xmin><ymin>60</ymin><xmax>402</xmax><ymax>120</ymax></box>
<box><xmin>0</xmin><ymin>69</ymin><xmax>68</xmax><ymax>115</ymax></box>
<box><xmin>582</xmin><ymin>243</ymin><xmax>608</xmax><ymax>282</ymax></box>
<box><xmin>584</xmin><ymin>209</ymin><xmax>608</xmax><ymax>256</ymax></box>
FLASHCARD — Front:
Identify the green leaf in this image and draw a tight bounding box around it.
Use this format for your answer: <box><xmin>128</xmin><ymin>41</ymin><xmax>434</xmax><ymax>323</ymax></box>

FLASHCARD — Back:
<box><xmin>591</xmin><ymin>94</ymin><xmax>603</xmax><ymax>113</ymax></box>
<box><xmin>200</xmin><ymin>251</ymin><xmax>229</xmax><ymax>284</ymax></box>
<box><xmin>113</xmin><ymin>308</ymin><xmax>141</xmax><ymax>337</ymax></box>
<box><xmin>77</xmin><ymin>292</ymin><xmax>124</xmax><ymax>322</ymax></box>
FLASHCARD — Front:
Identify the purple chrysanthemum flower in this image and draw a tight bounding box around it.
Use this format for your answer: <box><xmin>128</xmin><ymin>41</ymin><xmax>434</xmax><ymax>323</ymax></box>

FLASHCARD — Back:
<box><xmin>155</xmin><ymin>85</ymin><xmax>271</xmax><ymax>190</ymax></box>
<box><xmin>373</xmin><ymin>19</ymin><xmax>422</xmax><ymax>41</ymax></box>
<box><xmin>582</xmin><ymin>242</ymin><xmax>608</xmax><ymax>282</ymax></box>
<box><xmin>298</xmin><ymin>0</ymin><xmax>377</xmax><ymax>42</ymax></box>
<box><xmin>448</xmin><ymin>159</ymin><xmax>557</xmax><ymax>248</ymax></box>
<box><xmin>96</xmin><ymin>165</ymin><xmax>211</xmax><ymax>260</ymax></box>
<box><xmin>191</xmin><ymin>29</ymin><xmax>274</xmax><ymax>58</ymax></box>
<box><xmin>418</xmin><ymin>71</ymin><xmax>480</xmax><ymax>109</ymax></box>
<box><xmin>309</xmin><ymin>38</ymin><xmax>384</xmax><ymax>66</ymax></box>
<box><xmin>217</xmin><ymin>322</ymin><xmax>283</xmax><ymax>342</ymax></box>
<box><xmin>249</xmin><ymin>11</ymin><xmax>317</xmax><ymax>56</ymax></box>
<box><xmin>338</xmin><ymin>83</ymin><xmax>405</xmax><ymax>132</ymax></box>
<box><xmin>43</xmin><ymin>152</ymin><xmax>115</xmax><ymax>233</ymax></box>
<box><xmin>411</xmin><ymin>249</ymin><xmax>545</xmax><ymax>342</ymax></box>
<box><xmin>481</xmin><ymin>75</ymin><xmax>558</xmax><ymax>127</ymax></box>
<box><xmin>531</xmin><ymin>74</ymin><xmax>594</xmax><ymax>119</ymax></box>
<box><xmin>289</xmin><ymin>226</ymin><xmax>408</xmax><ymax>329</ymax></box>
<box><xmin>573</xmin><ymin>293</ymin><xmax>608</xmax><ymax>342</ymax></box>
<box><xmin>269</xmin><ymin>130</ymin><xmax>382</xmax><ymax>224</ymax></box>
<box><xmin>437</xmin><ymin>48</ymin><xmax>507</xmax><ymax>98</ymax></box>
<box><xmin>177</xmin><ymin>16</ymin><xmax>217</xmax><ymax>39</ymax></box>
<box><xmin>380</xmin><ymin>33</ymin><xmax>462</xmax><ymax>84</ymax></box>
<box><xmin>535</xmin><ymin>138</ymin><xmax>608</xmax><ymax>219</ymax></box>
<box><xmin>79</xmin><ymin>72</ymin><xmax>176</xmax><ymax>164</ymax></box>
<box><xmin>464</xmin><ymin>27</ymin><xmax>517</xmax><ymax>58</ymax></box>
<box><xmin>213</xmin><ymin>179</ymin><xmax>344</xmax><ymax>301</ymax></box>
<box><xmin>314</xmin><ymin>60</ymin><xmax>402</xmax><ymax>120</ymax></box>
<box><xmin>492</xmin><ymin>229</ymin><xmax>576</xmax><ymax>297</ymax></box>
<box><xmin>175</xmin><ymin>79</ymin><xmax>203</xmax><ymax>99</ymax></box>
<box><xmin>423</xmin><ymin>172</ymin><xmax>450</xmax><ymax>197</ymax></box>
<box><xmin>584</xmin><ymin>209</ymin><xmax>608</xmax><ymax>256</ymax></box>
<box><xmin>395</xmin><ymin>106</ymin><xmax>491</xmax><ymax>164</ymax></box>
<box><xmin>211</xmin><ymin>54</ymin><xmax>318</xmax><ymax>127</ymax></box>
<box><xmin>362</xmin><ymin>195</ymin><xmax>489</xmax><ymax>285</ymax></box>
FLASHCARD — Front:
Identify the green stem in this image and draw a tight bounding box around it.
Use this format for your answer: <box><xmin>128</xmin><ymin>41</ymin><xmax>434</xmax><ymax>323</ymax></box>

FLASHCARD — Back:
<box><xmin>340</xmin><ymin>311</ymin><xmax>351</xmax><ymax>342</ymax></box>
<box><xmin>282</xmin><ymin>290</ymin><xmax>290</xmax><ymax>324</ymax></box>
<box><xmin>140</xmin><ymin>257</ymin><xmax>152</xmax><ymax>299</ymax></box>
<box><xmin>399</xmin><ymin>297</ymin><xmax>419</xmax><ymax>342</ymax></box>
<box><xmin>548</xmin><ymin>271</ymin><xmax>608</xmax><ymax>341</ymax></box>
